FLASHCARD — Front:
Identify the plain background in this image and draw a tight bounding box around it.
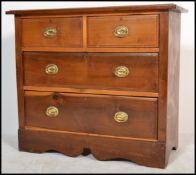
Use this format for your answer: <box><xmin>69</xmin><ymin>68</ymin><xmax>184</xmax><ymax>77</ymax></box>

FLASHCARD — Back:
<box><xmin>2</xmin><ymin>1</ymin><xmax>195</xmax><ymax>173</ymax></box>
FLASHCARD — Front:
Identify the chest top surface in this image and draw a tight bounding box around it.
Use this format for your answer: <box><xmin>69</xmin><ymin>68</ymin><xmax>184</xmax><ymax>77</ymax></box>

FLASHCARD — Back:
<box><xmin>6</xmin><ymin>3</ymin><xmax>187</xmax><ymax>16</ymax></box>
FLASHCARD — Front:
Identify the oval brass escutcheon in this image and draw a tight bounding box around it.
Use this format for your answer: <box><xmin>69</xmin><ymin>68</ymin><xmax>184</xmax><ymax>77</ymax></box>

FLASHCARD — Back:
<box><xmin>45</xmin><ymin>64</ymin><xmax>58</xmax><ymax>75</ymax></box>
<box><xmin>46</xmin><ymin>106</ymin><xmax>59</xmax><ymax>118</ymax></box>
<box><xmin>114</xmin><ymin>25</ymin><xmax>128</xmax><ymax>38</ymax></box>
<box><xmin>114</xmin><ymin>111</ymin><xmax>128</xmax><ymax>123</ymax></box>
<box><xmin>114</xmin><ymin>66</ymin><xmax>129</xmax><ymax>78</ymax></box>
<box><xmin>44</xmin><ymin>27</ymin><xmax>57</xmax><ymax>37</ymax></box>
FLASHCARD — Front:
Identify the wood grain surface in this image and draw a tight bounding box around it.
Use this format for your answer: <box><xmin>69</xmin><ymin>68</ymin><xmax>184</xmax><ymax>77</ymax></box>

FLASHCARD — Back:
<box><xmin>6</xmin><ymin>4</ymin><xmax>188</xmax><ymax>15</ymax></box>
<box><xmin>22</xmin><ymin>17</ymin><xmax>83</xmax><ymax>47</ymax></box>
<box><xmin>23</xmin><ymin>52</ymin><xmax>159</xmax><ymax>92</ymax></box>
<box><xmin>87</xmin><ymin>15</ymin><xmax>159</xmax><ymax>47</ymax></box>
<box><xmin>19</xmin><ymin>128</ymin><xmax>166</xmax><ymax>168</ymax></box>
<box><xmin>25</xmin><ymin>91</ymin><xmax>158</xmax><ymax>139</ymax></box>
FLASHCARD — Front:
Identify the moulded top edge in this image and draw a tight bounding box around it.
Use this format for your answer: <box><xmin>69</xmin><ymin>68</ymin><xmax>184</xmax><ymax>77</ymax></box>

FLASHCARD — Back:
<box><xmin>6</xmin><ymin>4</ymin><xmax>188</xmax><ymax>16</ymax></box>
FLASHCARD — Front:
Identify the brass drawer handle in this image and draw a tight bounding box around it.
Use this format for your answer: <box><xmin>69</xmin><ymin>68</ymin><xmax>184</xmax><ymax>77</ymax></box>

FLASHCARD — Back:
<box><xmin>114</xmin><ymin>111</ymin><xmax>128</xmax><ymax>123</ymax></box>
<box><xmin>45</xmin><ymin>64</ymin><xmax>58</xmax><ymax>75</ymax></box>
<box><xmin>114</xmin><ymin>26</ymin><xmax>128</xmax><ymax>38</ymax></box>
<box><xmin>46</xmin><ymin>106</ymin><xmax>59</xmax><ymax>118</ymax></box>
<box><xmin>114</xmin><ymin>66</ymin><xmax>129</xmax><ymax>78</ymax></box>
<box><xmin>44</xmin><ymin>27</ymin><xmax>57</xmax><ymax>37</ymax></box>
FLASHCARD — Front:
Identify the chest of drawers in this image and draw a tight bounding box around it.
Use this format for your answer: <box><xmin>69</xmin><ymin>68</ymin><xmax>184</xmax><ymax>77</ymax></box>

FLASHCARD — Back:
<box><xmin>6</xmin><ymin>4</ymin><xmax>187</xmax><ymax>168</ymax></box>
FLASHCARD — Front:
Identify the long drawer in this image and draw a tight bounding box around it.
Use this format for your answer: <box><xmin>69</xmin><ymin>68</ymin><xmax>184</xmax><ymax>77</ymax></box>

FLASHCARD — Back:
<box><xmin>23</xmin><ymin>52</ymin><xmax>159</xmax><ymax>92</ymax></box>
<box><xmin>25</xmin><ymin>91</ymin><xmax>158</xmax><ymax>139</ymax></box>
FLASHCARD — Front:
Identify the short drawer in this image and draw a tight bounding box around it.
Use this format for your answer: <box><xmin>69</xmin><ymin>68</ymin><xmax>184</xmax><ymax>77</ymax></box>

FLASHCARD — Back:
<box><xmin>25</xmin><ymin>91</ymin><xmax>158</xmax><ymax>139</ymax></box>
<box><xmin>23</xmin><ymin>52</ymin><xmax>158</xmax><ymax>92</ymax></box>
<box><xmin>22</xmin><ymin>17</ymin><xmax>83</xmax><ymax>47</ymax></box>
<box><xmin>87</xmin><ymin>15</ymin><xmax>159</xmax><ymax>47</ymax></box>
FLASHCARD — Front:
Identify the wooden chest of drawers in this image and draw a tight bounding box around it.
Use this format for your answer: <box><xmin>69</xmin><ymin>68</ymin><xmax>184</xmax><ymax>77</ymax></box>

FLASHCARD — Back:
<box><xmin>6</xmin><ymin>4</ymin><xmax>187</xmax><ymax>168</ymax></box>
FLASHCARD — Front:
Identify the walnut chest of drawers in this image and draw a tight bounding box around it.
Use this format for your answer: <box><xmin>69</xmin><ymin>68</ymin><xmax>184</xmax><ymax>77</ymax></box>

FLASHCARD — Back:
<box><xmin>6</xmin><ymin>4</ymin><xmax>187</xmax><ymax>168</ymax></box>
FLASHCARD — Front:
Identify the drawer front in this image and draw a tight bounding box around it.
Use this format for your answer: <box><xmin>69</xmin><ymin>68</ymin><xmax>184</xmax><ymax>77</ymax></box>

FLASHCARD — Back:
<box><xmin>23</xmin><ymin>52</ymin><xmax>158</xmax><ymax>92</ymax></box>
<box><xmin>25</xmin><ymin>91</ymin><xmax>158</xmax><ymax>139</ymax></box>
<box><xmin>22</xmin><ymin>17</ymin><xmax>83</xmax><ymax>47</ymax></box>
<box><xmin>87</xmin><ymin>15</ymin><xmax>159</xmax><ymax>47</ymax></box>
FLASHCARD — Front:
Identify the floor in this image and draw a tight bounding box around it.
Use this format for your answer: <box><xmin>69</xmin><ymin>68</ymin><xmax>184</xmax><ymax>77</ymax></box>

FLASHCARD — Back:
<box><xmin>2</xmin><ymin>133</ymin><xmax>194</xmax><ymax>173</ymax></box>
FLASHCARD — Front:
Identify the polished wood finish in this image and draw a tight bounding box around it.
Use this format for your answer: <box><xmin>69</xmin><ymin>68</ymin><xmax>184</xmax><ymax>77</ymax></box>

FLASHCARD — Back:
<box><xmin>25</xmin><ymin>91</ymin><xmax>158</xmax><ymax>139</ymax></box>
<box><xmin>158</xmin><ymin>12</ymin><xmax>169</xmax><ymax>142</ymax></box>
<box><xmin>166</xmin><ymin>11</ymin><xmax>181</xmax><ymax>162</ymax></box>
<box><xmin>19</xmin><ymin>128</ymin><xmax>166</xmax><ymax>168</ymax></box>
<box><xmin>87</xmin><ymin>15</ymin><xmax>159</xmax><ymax>47</ymax></box>
<box><xmin>24</xmin><ymin>126</ymin><xmax>157</xmax><ymax>142</ymax></box>
<box><xmin>21</xmin><ymin>47</ymin><xmax>159</xmax><ymax>52</ymax></box>
<box><xmin>6</xmin><ymin>4</ymin><xmax>187</xmax><ymax>15</ymax></box>
<box><xmin>23</xmin><ymin>52</ymin><xmax>158</xmax><ymax>92</ymax></box>
<box><xmin>22</xmin><ymin>17</ymin><xmax>83</xmax><ymax>47</ymax></box>
<box><xmin>158</xmin><ymin>11</ymin><xmax>182</xmax><ymax>165</ymax></box>
<box><xmin>7</xmin><ymin>4</ymin><xmax>186</xmax><ymax>168</ymax></box>
<box><xmin>23</xmin><ymin>86</ymin><xmax>159</xmax><ymax>97</ymax></box>
<box><xmin>15</xmin><ymin>17</ymin><xmax>25</xmax><ymax>128</ymax></box>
